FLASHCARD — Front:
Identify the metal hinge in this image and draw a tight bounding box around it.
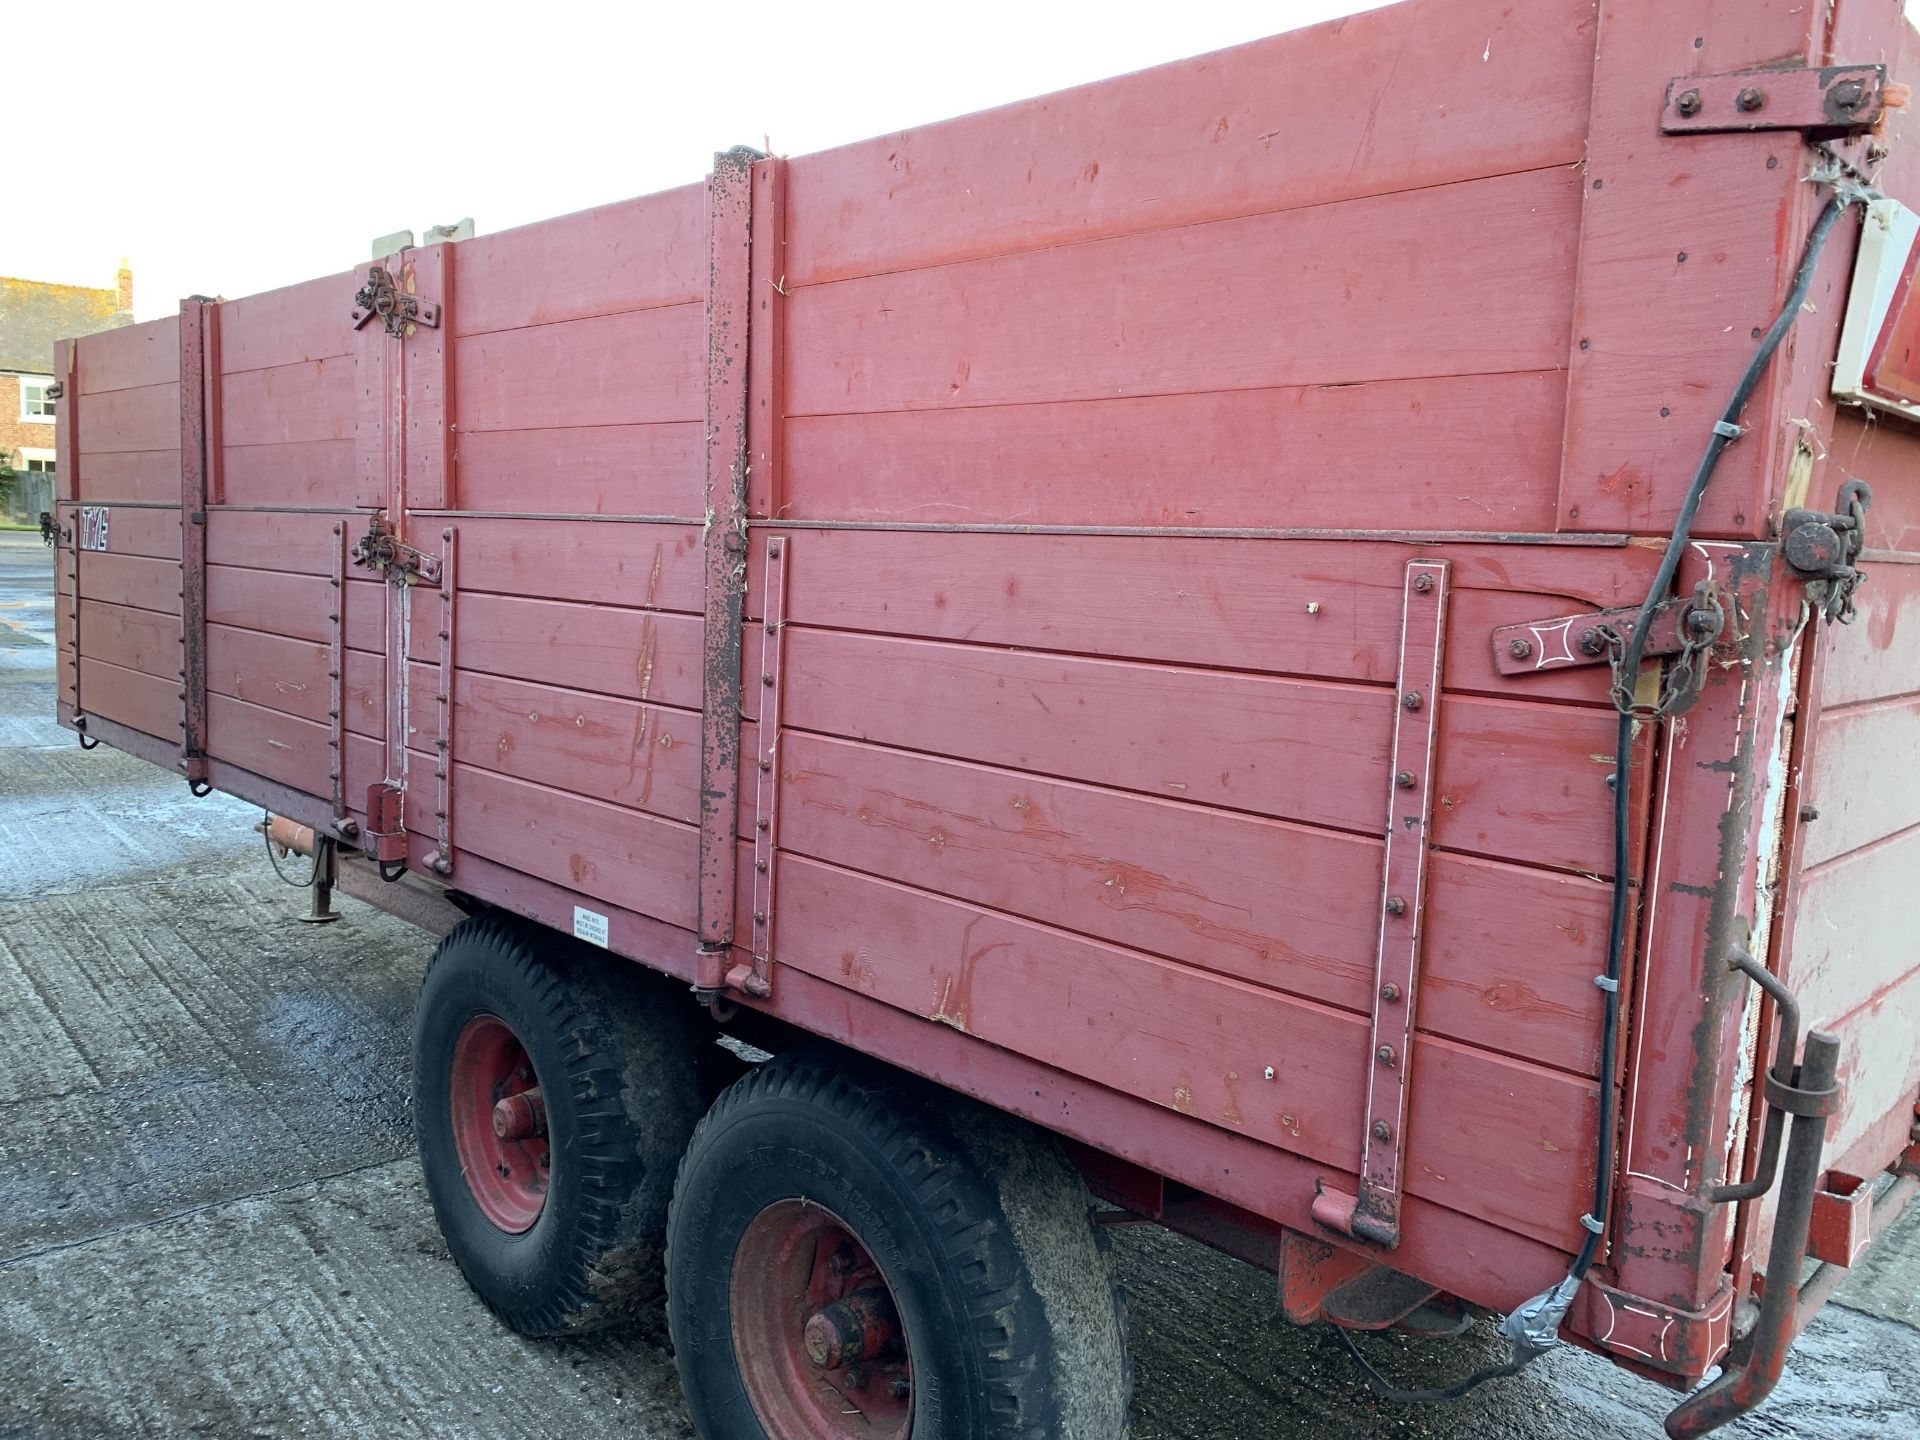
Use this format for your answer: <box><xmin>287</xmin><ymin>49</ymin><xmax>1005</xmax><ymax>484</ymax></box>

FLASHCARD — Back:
<box><xmin>350</xmin><ymin>515</ymin><xmax>442</xmax><ymax>586</ymax></box>
<box><xmin>350</xmin><ymin>263</ymin><xmax>441</xmax><ymax>337</ymax></box>
<box><xmin>1663</xmin><ymin>64</ymin><xmax>1892</xmax><ymax>138</ymax></box>
<box><xmin>1490</xmin><ymin>590</ymin><xmax>1724</xmax><ymax>678</ymax></box>
<box><xmin>43</xmin><ymin>379</ymin><xmax>63</xmax><ymax>402</ymax></box>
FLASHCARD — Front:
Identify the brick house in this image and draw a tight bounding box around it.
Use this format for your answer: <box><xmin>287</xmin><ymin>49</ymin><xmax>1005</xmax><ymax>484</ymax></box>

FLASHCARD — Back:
<box><xmin>0</xmin><ymin>264</ymin><xmax>135</xmax><ymax>479</ymax></box>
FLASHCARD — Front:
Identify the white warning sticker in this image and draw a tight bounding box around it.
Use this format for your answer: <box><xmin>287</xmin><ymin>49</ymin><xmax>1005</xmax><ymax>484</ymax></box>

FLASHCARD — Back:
<box><xmin>573</xmin><ymin>906</ymin><xmax>609</xmax><ymax>949</ymax></box>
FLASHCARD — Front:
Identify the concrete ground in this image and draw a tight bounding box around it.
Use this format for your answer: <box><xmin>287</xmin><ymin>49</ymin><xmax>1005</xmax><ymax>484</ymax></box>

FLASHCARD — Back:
<box><xmin>0</xmin><ymin>524</ymin><xmax>1914</xmax><ymax>1439</ymax></box>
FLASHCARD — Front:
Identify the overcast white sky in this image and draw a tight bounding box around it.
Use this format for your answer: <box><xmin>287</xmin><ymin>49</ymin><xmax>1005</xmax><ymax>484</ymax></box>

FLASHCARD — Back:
<box><xmin>14</xmin><ymin>1</ymin><xmax>1399</xmax><ymax>321</ymax></box>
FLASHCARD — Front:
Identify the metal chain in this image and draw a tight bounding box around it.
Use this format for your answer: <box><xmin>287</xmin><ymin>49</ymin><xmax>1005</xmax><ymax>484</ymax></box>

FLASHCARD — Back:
<box><xmin>1599</xmin><ymin>584</ymin><xmax>1727</xmax><ymax>721</ymax></box>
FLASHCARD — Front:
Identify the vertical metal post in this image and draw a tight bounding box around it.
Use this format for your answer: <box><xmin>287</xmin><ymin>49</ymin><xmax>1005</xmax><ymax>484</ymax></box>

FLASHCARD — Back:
<box><xmin>695</xmin><ymin>146</ymin><xmax>760</xmax><ymax>994</ymax></box>
<box><xmin>54</xmin><ymin>338</ymin><xmax>85</xmax><ymax>732</ymax></box>
<box><xmin>432</xmin><ymin>526</ymin><xmax>458</xmax><ymax>875</ymax></box>
<box><xmin>328</xmin><ymin>520</ymin><xmax>349</xmax><ymax>828</ymax></box>
<box><xmin>1312</xmin><ymin>559</ymin><xmax>1449</xmax><ymax>1249</ymax></box>
<box><xmin>730</xmin><ymin>535</ymin><xmax>788</xmax><ymax>999</ymax></box>
<box><xmin>299</xmin><ymin>836</ymin><xmax>341</xmax><ymax>926</ymax></box>
<box><xmin>179</xmin><ymin>298</ymin><xmax>212</xmax><ymax>792</ymax></box>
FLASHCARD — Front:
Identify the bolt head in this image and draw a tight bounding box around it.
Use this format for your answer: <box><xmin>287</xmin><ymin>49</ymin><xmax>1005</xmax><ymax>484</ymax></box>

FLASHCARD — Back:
<box><xmin>1380</xmin><ymin>983</ymin><xmax>1402</xmax><ymax>1003</ymax></box>
<box><xmin>1412</xmin><ymin>574</ymin><xmax>1435</xmax><ymax>594</ymax></box>
<box><xmin>1395</xmin><ymin>770</ymin><xmax>1416</xmax><ymax>790</ymax></box>
<box><xmin>1376</xmin><ymin>1045</ymin><xmax>1397</xmax><ymax>1067</ymax></box>
<box><xmin>1401</xmin><ymin>691</ymin><xmax>1423</xmax><ymax>712</ymax></box>
<box><xmin>1385</xmin><ymin>895</ymin><xmax>1408</xmax><ymax>917</ymax></box>
<box><xmin>1372</xmin><ymin>1121</ymin><xmax>1393</xmax><ymax>1141</ymax></box>
<box><xmin>1676</xmin><ymin>88</ymin><xmax>1703</xmax><ymax>117</ymax></box>
<box><xmin>1736</xmin><ymin>86</ymin><xmax>1766</xmax><ymax>113</ymax></box>
<box><xmin>1509</xmin><ymin>637</ymin><xmax>1534</xmax><ymax>660</ymax></box>
<box><xmin>1263</xmin><ymin>1066</ymin><xmax>1276</xmax><ymax>1081</ymax></box>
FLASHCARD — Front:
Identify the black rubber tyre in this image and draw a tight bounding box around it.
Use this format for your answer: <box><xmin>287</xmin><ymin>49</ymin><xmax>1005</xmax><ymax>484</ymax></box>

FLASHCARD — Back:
<box><xmin>667</xmin><ymin>1047</ymin><xmax>1131</xmax><ymax>1440</ymax></box>
<box><xmin>414</xmin><ymin>912</ymin><xmax>706</xmax><ymax>1336</ymax></box>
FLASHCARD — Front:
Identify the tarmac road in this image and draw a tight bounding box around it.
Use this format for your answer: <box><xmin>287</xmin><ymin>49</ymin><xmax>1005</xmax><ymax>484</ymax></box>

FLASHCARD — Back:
<box><xmin>1</xmin><ymin>525</ymin><xmax>1916</xmax><ymax>1439</ymax></box>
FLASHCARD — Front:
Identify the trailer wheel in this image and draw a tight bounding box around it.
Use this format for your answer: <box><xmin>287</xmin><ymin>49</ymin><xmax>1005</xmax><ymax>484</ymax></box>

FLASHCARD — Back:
<box><xmin>667</xmin><ymin>1049</ymin><xmax>1130</xmax><ymax>1440</ymax></box>
<box><xmin>414</xmin><ymin>913</ymin><xmax>705</xmax><ymax>1336</ymax></box>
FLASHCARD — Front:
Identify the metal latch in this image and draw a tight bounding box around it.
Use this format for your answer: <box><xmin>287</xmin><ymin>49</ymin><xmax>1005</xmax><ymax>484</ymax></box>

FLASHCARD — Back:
<box><xmin>1662</xmin><ymin>64</ymin><xmax>1894</xmax><ymax>138</ymax></box>
<box><xmin>350</xmin><ymin>264</ymin><xmax>441</xmax><ymax>336</ymax></box>
<box><xmin>1783</xmin><ymin>478</ymin><xmax>1872</xmax><ymax>623</ymax></box>
<box><xmin>1490</xmin><ymin>589</ymin><xmax>1725</xmax><ymax>678</ymax></box>
<box><xmin>350</xmin><ymin>515</ymin><xmax>442</xmax><ymax>587</ymax></box>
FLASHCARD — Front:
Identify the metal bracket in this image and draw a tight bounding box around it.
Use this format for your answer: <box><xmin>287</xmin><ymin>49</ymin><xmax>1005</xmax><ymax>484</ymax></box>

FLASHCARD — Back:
<box><xmin>430</xmin><ymin>527</ymin><xmax>458</xmax><ymax>876</ymax></box>
<box><xmin>350</xmin><ymin>264</ymin><xmax>441</xmax><ymax>337</ymax></box>
<box><xmin>729</xmin><ymin>535</ymin><xmax>788</xmax><ymax>1001</ymax></box>
<box><xmin>349</xmin><ymin>514</ymin><xmax>442</xmax><ymax>587</ymax></box>
<box><xmin>327</xmin><ymin>521</ymin><xmax>349</xmax><ymax>828</ymax></box>
<box><xmin>1663</xmin><ymin>64</ymin><xmax>1889</xmax><ymax>138</ymax></box>
<box><xmin>362</xmin><ymin>781</ymin><xmax>408</xmax><ymax>866</ymax></box>
<box><xmin>1783</xmin><ymin>477</ymin><xmax>1873</xmax><ymax>624</ymax></box>
<box><xmin>1491</xmin><ymin>592</ymin><xmax>1724</xmax><ymax>678</ymax></box>
<box><xmin>1314</xmin><ymin>560</ymin><xmax>1449</xmax><ymax>1249</ymax></box>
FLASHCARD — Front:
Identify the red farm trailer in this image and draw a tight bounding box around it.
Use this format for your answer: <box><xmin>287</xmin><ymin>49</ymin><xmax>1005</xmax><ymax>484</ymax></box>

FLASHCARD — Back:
<box><xmin>47</xmin><ymin>1</ymin><xmax>1920</xmax><ymax>1435</ymax></box>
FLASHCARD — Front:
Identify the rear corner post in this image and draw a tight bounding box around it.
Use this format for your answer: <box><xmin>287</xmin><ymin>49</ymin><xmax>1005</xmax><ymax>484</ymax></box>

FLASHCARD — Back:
<box><xmin>696</xmin><ymin>145</ymin><xmax>762</xmax><ymax>993</ymax></box>
<box><xmin>179</xmin><ymin>297</ymin><xmax>215</xmax><ymax>794</ymax></box>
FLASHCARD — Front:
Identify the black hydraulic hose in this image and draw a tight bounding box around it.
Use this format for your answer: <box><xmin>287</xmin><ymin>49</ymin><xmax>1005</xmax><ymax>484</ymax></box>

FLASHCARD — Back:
<box><xmin>1575</xmin><ymin>189</ymin><xmax>1851</xmax><ymax>1283</ymax></box>
<box><xmin>1333</xmin><ymin>187</ymin><xmax>1860</xmax><ymax>1405</ymax></box>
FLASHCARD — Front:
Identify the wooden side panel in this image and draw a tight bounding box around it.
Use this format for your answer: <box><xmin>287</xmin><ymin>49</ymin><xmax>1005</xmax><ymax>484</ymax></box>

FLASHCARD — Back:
<box><xmin>1800</xmin><ymin>696</ymin><xmax>1920</xmax><ymax>868</ymax></box>
<box><xmin>785</xmin><ymin>0</ymin><xmax>1594</xmax><ymax>284</ymax></box>
<box><xmin>450</xmin><ymin>304</ymin><xmax>701</xmax><ymax>434</ymax></box>
<box><xmin>71</xmin><ymin>450</ymin><xmax>180</xmax><ymax>505</ymax></box>
<box><xmin>76</xmin><ymin>316</ymin><xmax>180</xmax><ymax>394</ymax></box>
<box><xmin>782</xmin><ymin>372</ymin><xmax>1566</xmax><ymax>530</ymax></box>
<box><xmin>217</xmin><ymin>272</ymin><xmax>357</xmax><ymax>374</ymax></box>
<box><xmin>455</xmin><ymin>423</ymin><xmax>702</xmax><ymax>517</ymax></box>
<box><xmin>73</xmin><ymin>382</ymin><xmax>177</xmax><ymax>455</ymax></box>
<box><xmin>786</xmin><ymin>168</ymin><xmax>1581</xmax><ymax>420</ymax></box>
<box><xmin>79</xmin><ymin>603</ymin><xmax>181</xmax><ymax>681</ymax></box>
<box><xmin>449</xmin><ymin>185</ymin><xmax>704</xmax><ymax>336</ymax></box>
<box><xmin>434</xmin><ymin>595</ymin><xmax>703</xmax><ymax>711</ymax></box>
<box><xmin>220</xmin><ymin>358</ymin><xmax>357</xmax><ymax>447</ymax></box>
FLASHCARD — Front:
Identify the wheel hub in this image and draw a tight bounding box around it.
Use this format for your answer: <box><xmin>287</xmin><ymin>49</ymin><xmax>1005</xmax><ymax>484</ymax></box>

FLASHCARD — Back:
<box><xmin>731</xmin><ymin>1200</ymin><xmax>912</xmax><ymax>1438</ymax></box>
<box><xmin>448</xmin><ymin>1015</ymin><xmax>549</xmax><ymax>1233</ymax></box>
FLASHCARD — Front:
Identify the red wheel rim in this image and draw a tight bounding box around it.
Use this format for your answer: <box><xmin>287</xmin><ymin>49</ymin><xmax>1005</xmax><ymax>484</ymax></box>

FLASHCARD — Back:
<box><xmin>731</xmin><ymin>1200</ymin><xmax>912</xmax><ymax>1439</ymax></box>
<box><xmin>449</xmin><ymin>1014</ymin><xmax>549</xmax><ymax>1233</ymax></box>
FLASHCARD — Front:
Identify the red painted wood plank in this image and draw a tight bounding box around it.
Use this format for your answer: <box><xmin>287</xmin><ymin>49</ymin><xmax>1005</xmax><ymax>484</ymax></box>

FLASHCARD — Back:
<box><xmin>774</xmin><ymin>856</ymin><xmax>1597</xmax><ymax>1249</ymax></box>
<box><xmin>769</xmin><ymin>531</ymin><xmax>1658</xmax><ymax>699</ymax></box>
<box><xmin>206</xmin><ymin>623</ymin><xmax>334</xmax><ymax>726</ymax></box>
<box><xmin>453</xmin><ymin>671</ymin><xmax>701</xmax><ymax>825</ymax></box>
<box><xmin>449</xmin><ymin>185</ymin><xmax>704</xmax><ymax>336</ymax></box>
<box><xmin>1794</xmin><ymin>825</ymin><xmax>1920</xmax><ymax>1033</ymax></box>
<box><xmin>1431</xmin><ymin>696</ymin><xmax>1640</xmax><ymax>877</ymax></box>
<box><xmin>786</xmin><ymin>168</ymin><xmax>1581</xmax><ymax>417</ymax></box>
<box><xmin>445</xmin><ymin>764</ymin><xmax>699</xmax><ymax>930</ymax></box>
<box><xmin>67</xmin><ymin>449</ymin><xmax>180</xmax><ymax>505</ymax></box>
<box><xmin>782</xmin><ymin>372</ymin><xmax>1566</xmax><ymax>530</ymax></box>
<box><xmin>206</xmin><ymin>566</ymin><xmax>385</xmax><ymax>652</ymax></box>
<box><xmin>82</xmin><ymin>506</ymin><xmax>181</xmax><ymax>562</ymax></box>
<box><xmin>220</xmin><ymin>439</ymin><xmax>368</xmax><ymax>509</ymax></box>
<box><xmin>74</xmin><ymin>382</ymin><xmax>178</xmax><ymax>456</ymax></box>
<box><xmin>1556</xmin><ymin>0</ymin><xmax>1838</xmax><ymax>538</ymax></box>
<box><xmin>78</xmin><ymin>602</ymin><xmax>180</xmax><ymax>681</ymax></box>
<box><xmin>785</xmin><ymin>0</ymin><xmax>1593</xmax><ymax>285</ymax></box>
<box><xmin>76</xmin><ymin>657</ymin><xmax>178</xmax><ymax>739</ymax></box>
<box><xmin>204</xmin><ymin>690</ymin><xmax>384</xmax><ymax>802</ymax></box>
<box><xmin>454</xmin><ymin>518</ymin><xmax>704</xmax><ymax>611</ymax></box>
<box><xmin>451</xmin><ymin>303</ymin><xmax>701</xmax><ymax>433</ymax></box>
<box><xmin>1822</xmin><ymin>969</ymin><xmax>1920</xmax><ymax>1183</ymax></box>
<box><xmin>1800</xmin><ymin>694</ymin><xmax>1920</xmax><ymax>867</ymax></box>
<box><xmin>220</xmin><ymin>357</ymin><xmax>357</xmax><ymax>447</ymax></box>
<box><xmin>775</xmin><ymin>728</ymin><xmax>1621</xmax><ymax>1068</ymax></box>
<box><xmin>782</xmin><ymin>626</ymin><xmax>1390</xmax><ymax>832</ymax></box>
<box><xmin>781</xmin><ymin>626</ymin><xmax>1633</xmax><ymax>872</ymax></box>
<box><xmin>205</xmin><ymin>510</ymin><xmax>358</xmax><ymax>576</ymax></box>
<box><xmin>777</xmin><ymin>730</ymin><xmax>1379</xmax><ymax>1008</ymax></box>
<box><xmin>76</xmin><ymin>552</ymin><xmax>179</xmax><ymax>615</ymax></box>
<box><xmin>1834</xmin><ymin>405</ymin><xmax>1920</xmax><ymax>555</ymax></box>
<box><xmin>76</xmin><ymin>316</ymin><xmax>179</xmax><ymax>395</ymax></box>
<box><xmin>1822</xmin><ymin>559</ymin><xmax>1920</xmax><ymax>709</ymax></box>
<box><xmin>1421</xmin><ymin>854</ymin><xmax>1611</xmax><ymax>1076</ymax></box>
<box><xmin>454</xmin><ymin>422</ymin><xmax>702</xmax><ymax>517</ymax></box>
<box><xmin>421</xmin><ymin>593</ymin><xmax>703</xmax><ymax>710</ymax></box>
<box><xmin>217</xmin><ymin>271</ymin><xmax>358</xmax><ymax>374</ymax></box>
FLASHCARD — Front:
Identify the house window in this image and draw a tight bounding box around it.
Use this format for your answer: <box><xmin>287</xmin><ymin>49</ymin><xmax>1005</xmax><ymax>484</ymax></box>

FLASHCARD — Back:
<box><xmin>20</xmin><ymin>448</ymin><xmax>55</xmax><ymax>473</ymax></box>
<box><xmin>19</xmin><ymin>375</ymin><xmax>56</xmax><ymax>421</ymax></box>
